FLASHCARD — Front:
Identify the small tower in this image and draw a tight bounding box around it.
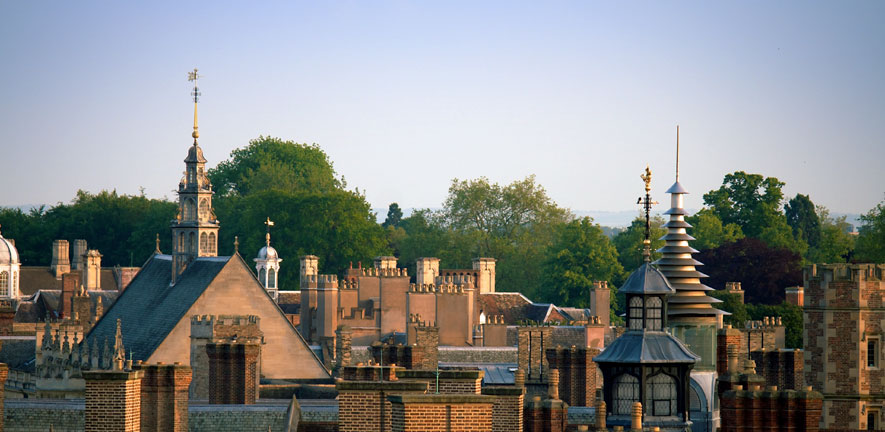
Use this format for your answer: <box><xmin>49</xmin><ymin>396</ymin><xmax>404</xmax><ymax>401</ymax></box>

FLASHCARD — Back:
<box><xmin>171</xmin><ymin>68</ymin><xmax>220</xmax><ymax>283</ymax></box>
<box><xmin>0</xmin><ymin>225</ymin><xmax>21</xmax><ymax>299</ymax></box>
<box><xmin>254</xmin><ymin>217</ymin><xmax>282</xmax><ymax>302</ymax></box>
<box><xmin>594</xmin><ymin>167</ymin><xmax>698</xmax><ymax>430</ymax></box>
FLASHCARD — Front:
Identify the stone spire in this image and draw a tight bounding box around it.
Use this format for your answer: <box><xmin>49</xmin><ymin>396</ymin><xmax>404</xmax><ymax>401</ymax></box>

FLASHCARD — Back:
<box><xmin>653</xmin><ymin>127</ymin><xmax>725</xmax><ymax>319</ymax></box>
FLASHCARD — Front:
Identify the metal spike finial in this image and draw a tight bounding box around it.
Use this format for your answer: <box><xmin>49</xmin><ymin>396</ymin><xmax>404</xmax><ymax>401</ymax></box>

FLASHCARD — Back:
<box><xmin>187</xmin><ymin>68</ymin><xmax>201</xmax><ymax>142</ymax></box>
<box><xmin>234</xmin><ymin>236</ymin><xmax>239</xmax><ymax>253</ymax></box>
<box><xmin>675</xmin><ymin>125</ymin><xmax>680</xmax><ymax>182</ymax></box>
<box><xmin>155</xmin><ymin>233</ymin><xmax>162</xmax><ymax>254</ymax></box>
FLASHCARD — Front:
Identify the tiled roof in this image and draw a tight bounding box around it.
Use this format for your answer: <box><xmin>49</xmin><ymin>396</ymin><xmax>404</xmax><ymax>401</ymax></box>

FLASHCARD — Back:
<box><xmin>14</xmin><ymin>290</ymin><xmax>119</xmax><ymax>323</ymax></box>
<box><xmin>84</xmin><ymin>254</ymin><xmax>228</xmax><ymax>360</ymax></box>
<box><xmin>593</xmin><ymin>332</ymin><xmax>699</xmax><ymax>364</ymax></box>
<box><xmin>478</xmin><ymin>293</ymin><xmax>591</xmax><ymax>325</ymax></box>
<box><xmin>0</xmin><ymin>338</ymin><xmax>37</xmax><ymax>372</ymax></box>
<box><xmin>19</xmin><ymin>267</ymin><xmax>121</xmax><ymax>296</ymax></box>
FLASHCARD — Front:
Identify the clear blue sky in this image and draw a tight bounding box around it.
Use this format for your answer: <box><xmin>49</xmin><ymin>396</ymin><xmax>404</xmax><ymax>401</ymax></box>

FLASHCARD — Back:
<box><xmin>1</xmin><ymin>1</ymin><xmax>883</xmax><ymax>219</ymax></box>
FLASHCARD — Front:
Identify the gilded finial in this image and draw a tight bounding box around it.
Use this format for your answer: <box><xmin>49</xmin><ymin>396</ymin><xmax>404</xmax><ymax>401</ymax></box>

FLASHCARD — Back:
<box><xmin>155</xmin><ymin>233</ymin><xmax>161</xmax><ymax>254</ymax></box>
<box><xmin>264</xmin><ymin>217</ymin><xmax>275</xmax><ymax>247</ymax></box>
<box><xmin>234</xmin><ymin>236</ymin><xmax>239</xmax><ymax>253</ymax></box>
<box><xmin>637</xmin><ymin>166</ymin><xmax>658</xmax><ymax>262</ymax></box>
<box><xmin>187</xmin><ymin>68</ymin><xmax>201</xmax><ymax>142</ymax></box>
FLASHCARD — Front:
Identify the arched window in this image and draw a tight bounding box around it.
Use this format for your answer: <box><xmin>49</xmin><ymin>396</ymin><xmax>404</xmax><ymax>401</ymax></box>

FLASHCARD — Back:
<box><xmin>178</xmin><ymin>232</ymin><xmax>185</xmax><ymax>250</ymax></box>
<box><xmin>628</xmin><ymin>297</ymin><xmax>644</xmax><ymax>330</ymax></box>
<box><xmin>646</xmin><ymin>297</ymin><xmax>663</xmax><ymax>330</ymax></box>
<box><xmin>208</xmin><ymin>233</ymin><xmax>216</xmax><ymax>254</ymax></box>
<box><xmin>200</xmin><ymin>233</ymin><xmax>208</xmax><ymax>253</ymax></box>
<box><xmin>614</xmin><ymin>374</ymin><xmax>640</xmax><ymax>415</ymax></box>
<box><xmin>185</xmin><ymin>198</ymin><xmax>196</xmax><ymax>220</ymax></box>
<box><xmin>189</xmin><ymin>232</ymin><xmax>196</xmax><ymax>253</ymax></box>
<box><xmin>268</xmin><ymin>268</ymin><xmax>276</xmax><ymax>288</ymax></box>
<box><xmin>199</xmin><ymin>199</ymin><xmax>209</xmax><ymax>220</ymax></box>
<box><xmin>259</xmin><ymin>268</ymin><xmax>267</xmax><ymax>286</ymax></box>
<box><xmin>646</xmin><ymin>372</ymin><xmax>677</xmax><ymax>417</ymax></box>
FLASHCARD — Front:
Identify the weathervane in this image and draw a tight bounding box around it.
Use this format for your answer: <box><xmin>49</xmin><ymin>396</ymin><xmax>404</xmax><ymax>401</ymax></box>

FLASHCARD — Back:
<box><xmin>675</xmin><ymin>125</ymin><xmax>680</xmax><ymax>182</ymax></box>
<box><xmin>638</xmin><ymin>165</ymin><xmax>658</xmax><ymax>262</ymax></box>
<box><xmin>187</xmin><ymin>68</ymin><xmax>201</xmax><ymax>142</ymax></box>
<box><xmin>264</xmin><ymin>217</ymin><xmax>275</xmax><ymax>247</ymax></box>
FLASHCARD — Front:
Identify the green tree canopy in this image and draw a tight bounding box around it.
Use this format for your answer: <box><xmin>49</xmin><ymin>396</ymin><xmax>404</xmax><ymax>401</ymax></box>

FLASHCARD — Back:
<box><xmin>209</xmin><ymin>136</ymin><xmax>342</xmax><ymax>197</ymax></box>
<box><xmin>785</xmin><ymin>194</ymin><xmax>821</xmax><ymax>249</ymax></box>
<box><xmin>807</xmin><ymin>206</ymin><xmax>854</xmax><ymax>264</ymax></box>
<box><xmin>746</xmin><ymin>302</ymin><xmax>804</xmax><ymax>349</ymax></box>
<box><xmin>540</xmin><ymin>217</ymin><xmax>623</xmax><ymax>313</ymax></box>
<box><xmin>214</xmin><ymin>190</ymin><xmax>388</xmax><ymax>290</ymax></box>
<box><xmin>685</xmin><ymin>209</ymin><xmax>744</xmax><ymax>251</ymax></box>
<box><xmin>0</xmin><ymin>190</ymin><xmax>176</xmax><ymax>267</ymax></box>
<box><xmin>703</xmin><ymin>171</ymin><xmax>805</xmax><ymax>255</ymax></box>
<box><xmin>855</xmin><ymin>198</ymin><xmax>885</xmax><ymax>263</ymax></box>
<box><xmin>710</xmin><ymin>291</ymin><xmax>748</xmax><ymax>328</ymax></box>
<box><xmin>612</xmin><ymin>215</ymin><xmax>666</xmax><ymax>278</ymax></box>
<box><xmin>382</xmin><ymin>203</ymin><xmax>403</xmax><ymax>228</ymax></box>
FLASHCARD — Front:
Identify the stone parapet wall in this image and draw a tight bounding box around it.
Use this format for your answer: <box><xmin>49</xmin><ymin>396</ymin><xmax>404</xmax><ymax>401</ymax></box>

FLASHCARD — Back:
<box><xmin>189</xmin><ymin>403</ymin><xmax>290</xmax><ymax>432</ymax></box>
<box><xmin>4</xmin><ymin>399</ymin><xmax>84</xmax><ymax>432</ymax></box>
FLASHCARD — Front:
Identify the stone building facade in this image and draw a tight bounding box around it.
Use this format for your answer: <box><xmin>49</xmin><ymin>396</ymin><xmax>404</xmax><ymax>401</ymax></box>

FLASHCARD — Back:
<box><xmin>804</xmin><ymin>263</ymin><xmax>885</xmax><ymax>430</ymax></box>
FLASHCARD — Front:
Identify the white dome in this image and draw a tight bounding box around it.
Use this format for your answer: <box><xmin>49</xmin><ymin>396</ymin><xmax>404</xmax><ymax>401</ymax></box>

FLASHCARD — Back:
<box><xmin>0</xmin><ymin>234</ymin><xmax>19</xmax><ymax>265</ymax></box>
<box><xmin>257</xmin><ymin>245</ymin><xmax>279</xmax><ymax>261</ymax></box>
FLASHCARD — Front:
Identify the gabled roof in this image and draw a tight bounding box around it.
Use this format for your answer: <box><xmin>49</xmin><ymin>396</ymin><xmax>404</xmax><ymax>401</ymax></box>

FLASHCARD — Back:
<box><xmin>84</xmin><ymin>254</ymin><xmax>227</xmax><ymax>360</ymax></box>
<box><xmin>593</xmin><ymin>332</ymin><xmax>699</xmax><ymax>364</ymax></box>
<box><xmin>14</xmin><ymin>289</ymin><xmax>119</xmax><ymax>323</ymax></box>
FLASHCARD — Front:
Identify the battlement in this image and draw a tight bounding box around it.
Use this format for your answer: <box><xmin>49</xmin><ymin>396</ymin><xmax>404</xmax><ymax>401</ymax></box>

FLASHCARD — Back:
<box><xmin>726</xmin><ymin>281</ymin><xmax>743</xmax><ymax>291</ymax></box>
<box><xmin>484</xmin><ymin>315</ymin><xmax>505</xmax><ymax>325</ymax></box>
<box><xmin>190</xmin><ymin>314</ymin><xmax>262</xmax><ymax>340</ymax></box>
<box><xmin>356</xmin><ymin>267</ymin><xmax>408</xmax><ymax>277</ymax></box>
<box><xmin>434</xmin><ymin>274</ymin><xmax>473</xmax><ymax>286</ymax></box>
<box><xmin>746</xmin><ymin>316</ymin><xmax>783</xmax><ymax>329</ymax></box>
<box><xmin>805</xmin><ymin>263</ymin><xmax>885</xmax><ymax>282</ymax></box>
<box><xmin>338</xmin><ymin>279</ymin><xmax>358</xmax><ymax>290</ymax></box>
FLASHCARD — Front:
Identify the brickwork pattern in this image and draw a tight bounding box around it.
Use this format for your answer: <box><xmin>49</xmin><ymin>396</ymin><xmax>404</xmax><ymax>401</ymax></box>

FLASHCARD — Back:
<box><xmin>4</xmin><ymin>400</ymin><xmax>84</xmax><ymax>432</ymax></box>
<box><xmin>84</xmin><ymin>370</ymin><xmax>143</xmax><ymax>432</ymax></box>
<box><xmin>546</xmin><ymin>346</ymin><xmax>600</xmax><ymax>407</ymax></box>
<box><xmin>750</xmin><ymin>350</ymin><xmax>804</xmax><ymax>390</ymax></box>
<box><xmin>390</xmin><ymin>400</ymin><xmax>493</xmax><ymax>432</ymax></box>
<box><xmin>518</xmin><ymin>326</ymin><xmax>552</xmax><ymax>382</ymax></box>
<box><xmin>336</xmin><ymin>380</ymin><xmax>429</xmax><ymax>432</ymax></box>
<box><xmin>482</xmin><ymin>387</ymin><xmax>524</xmax><ymax>432</ymax></box>
<box><xmin>136</xmin><ymin>362</ymin><xmax>192</xmax><ymax>432</ymax></box>
<box><xmin>0</xmin><ymin>364</ymin><xmax>7</xmax><ymax>432</ymax></box>
<box><xmin>717</xmin><ymin>327</ymin><xmax>744</xmax><ymax>376</ymax></box>
<box><xmin>720</xmin><ymin>387</ymin><xmax>823</xmax><ymax>432</ymax></box>
<box><xmin>206</xmin><ymin>343</ymin><xmax>260</xmax><ymax>405</ymax></box>
<box><xmin>523</xmin><ymin>395</ymin><xmax>567</xmax><ymax>432</ymax></box>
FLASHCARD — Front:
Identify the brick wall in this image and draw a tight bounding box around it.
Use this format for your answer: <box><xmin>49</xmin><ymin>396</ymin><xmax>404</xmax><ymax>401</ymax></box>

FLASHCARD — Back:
<box><xmin>389</xmin><ymin>394</ymin><xmax>494</xmax><ymax>432</ymax></box>
<box><xmin>482</xmin><ymin>386</ymin><xmax>524</xmax><ymax>432</ymax></box>
<box><xmin>545</xmin><ymin>346</ymin><xmax>600</xmax><ymax>407</ymax></box>
<box><xmin>84</xmin><ymin>369</ymin><xmax>143</xmax><ymax>432</ymax></box>
<box><xmin>135</xmin><ymin>362</ymin><xmax>192</xmax><ymax>432</ymax></box>
<box><xmin>206</xmin><ymin>342</ymin><xmax>260</xmax><ymax>405</ymax></box>
<box><xmin>750</xmin><ymin>350</ymin><xmax>804</xmax><ymax>390</ymax></box>
<box><xmin>717</xmin><ymin>326</ymin><xmax>743</xmax><ymax>376</ymax></box>
<box><xmin>396</xmin><ymin>369</ymin><xmax>483</xmax><ymax>394</ymax></box>
<box><xmin>336</xmin><ymin>380</ymin><xmax>429</xmax><ymax>432</ymax></box>
<box><xmin>518</xmin><ymin>326</ymin><xmax>552</xmax><ymax>382</ymax></box>
<box><xmin>720</xmin><ymin>386</ymin><xmax>823</xmax><ymax>432</ymax></box>
<box><xmin>4</xmin><ymin>399</ymin><xmax>84</xmax><ymax>432</ymax></box>
<box><xmin>523</xmin><ymin>395</ymin><xmax>568</xmax><ymax>432</ymax></box>
<box><xmin>0</xmin><ymin>363</ymin><xmax>7</xmax><ymax>432</ymax></box>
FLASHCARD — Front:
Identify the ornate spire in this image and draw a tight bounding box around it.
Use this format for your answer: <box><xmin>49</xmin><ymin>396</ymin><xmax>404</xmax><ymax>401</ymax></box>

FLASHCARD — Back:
<box><xmin>654</xmin><ymin>127</ymin><xmax>725</xmax><ymax>318</ymax></box>
<box><xmin>264</xmin><ymin>217</ymin><xmax>275</xmax><ymax>247</ymax></box>
<box><xmin>188</xmin><ymin>68</ymin><xmax>201</xmax><ymax>143</ymax></box>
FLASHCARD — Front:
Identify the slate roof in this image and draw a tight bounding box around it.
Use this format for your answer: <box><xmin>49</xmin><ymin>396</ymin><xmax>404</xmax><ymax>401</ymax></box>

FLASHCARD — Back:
<box><xmin>19</xmin><ymin>267</ymin><xmax>121</xmax><ymax>296</ymax></box>
<box><xmin>0</xmin><ymin>338</ymin><xmax>37</xmax><ymax>372</ymax></box>
<box><xmin>593</xmin><ymin>331</ymin><xmax>699</xmax><ymax>364</ymax></box>
<box><xmin>277</xmin><ymin>291</ymin><xmax>301</xmax><ymax>315</ymax></box>
<box><xmin>83</xmin><ymin>254</ymin><xmax>228</xmax><ymax>360</ymax></box>
<box><xmin>619</xmin><ymin>263</ymin><xmax>675</xmax><ymax>295</ymax></box>
<box><xmin>14</xmin><ymin>290</ymin><xmax>119</xmax><ymax>323</ymax></box>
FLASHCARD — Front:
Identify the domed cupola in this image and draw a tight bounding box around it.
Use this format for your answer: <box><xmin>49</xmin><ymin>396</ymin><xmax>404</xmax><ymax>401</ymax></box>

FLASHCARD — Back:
<box><xmin>254</xmin><ymin>218</ymin><xmax>282</xmax><ymax>302</ymax></box>
<box><xmin>0</xmin><ymin>225</ymin><xmax>22</xmax><ymax>298</ymax></box>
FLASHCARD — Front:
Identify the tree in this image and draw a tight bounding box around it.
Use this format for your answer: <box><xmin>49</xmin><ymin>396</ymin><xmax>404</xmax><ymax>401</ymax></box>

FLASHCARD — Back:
<box><xmin>685</xmin><ymin>209</ymin><xmax>744</xmax><ymax>251</ymax></box>
<box><xmin>696</xmin><ymin>238</ymin><xmax>802</xmax><ymax>305</ymax></box>
<box><xmin>382</xmin><ymin>203</ymin><xmax>403</xmax><ymax>228</ymax></box>
<box><xmin>807</xmin><ymin>206</ymin><xmax>854</xmax><ymax>263</ymax></box>
<box><xmin>0</xmin><ymin>191</ymin><xmax>177</xmax><ymax>267</ymax></box>
<box><xmin>612</xmin><ymin>215</ymin><xmax>666</xmax><ymax>278</ymax></box>
<box><xmin>785</xmin><ymin>194</ymin><xmax>821</xmax><ymax>249</ymax></box>
<box><xmin>746</xmin><ymin>302</ymin><xmax>804</xmax><ymax>349</ymax></box>
<box><xmin>214</xmin><ymin>189</ymin><xmax>388</xmax><ymax>290</ymax></box>
<box><xmin>710</xmin><ymin>291</ymin><xmax>748</xmax><ymax>328</ymax></box>
<box><xmin>541</xmin><ymin>218</ymin><xmax>623</xmax><ymax>314</ymax></box>
<box><xmin>856</xmin><ymin>198</ymin><xmax>885</xmax><ymax>263</ymax></box>
<box><xmin>208</xmin><ymin>136</ymin><xmax>342</xmax><ymax>197</ymax></box>
<box><xmin>703</xmin><ymin>171</ymin><xmax>805</xmax><ymax>255</ymax></box>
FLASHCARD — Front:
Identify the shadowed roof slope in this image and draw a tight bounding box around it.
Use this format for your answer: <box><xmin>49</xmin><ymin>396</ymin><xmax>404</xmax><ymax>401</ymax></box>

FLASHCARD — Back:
<box><xmin>618</xmin><ymin>263</ymin><xmax>675</xmax><ymax>296</ymax></box>
<box><xmin>84</xmin><ymin>254</ymin><xmax>227</xmax><ymax>360</ymax></box>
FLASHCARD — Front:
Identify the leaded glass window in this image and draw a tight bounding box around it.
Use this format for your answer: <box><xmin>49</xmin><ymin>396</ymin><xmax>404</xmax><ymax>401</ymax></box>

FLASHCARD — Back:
<box><xmin>646</xmin><ymin>297</ymin><xmax>662</xmax><ymax>330</ymax></box>
<box><xmin>614</xmin><ymin>373</ymin><xmax>640</xmax><ymax>415</ymax></box>
<box><xmin>259</xmin><ymin>268</ymin><xmax>267</xmax><ymax>286</ymax></box>
<box><xmin>646</xmin><ymin>373</ymin><xmax>677</xmax><ymax>416</ymax></box>
<box><xmin>200</xmin><ymin>233</ymin><xmax>208</xmax><ymax>253</ymax></box>
<box><xmin>0</xmin><ymin>271</ymin><xmax>7</xmax><ymax>296</ymax></box>
<box><xmin>629</xmin><ymin>297</ymin><xmax>643</xmax><ymax>330</ymax></box>
<box><xmin>208</xmin><ymin>233</ymin><xmax>216</xmax><ymax>254</ymax></box>
<box><xmin>268</xmin><ymin>268</ymin><xmax>276</xmax><ymax>288</ymax></box>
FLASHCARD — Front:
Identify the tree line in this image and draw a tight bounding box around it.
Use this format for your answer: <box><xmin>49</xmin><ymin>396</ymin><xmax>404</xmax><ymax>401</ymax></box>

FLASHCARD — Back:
<box><xmin>2</xmin><ymin>138</ymin><xmax>884</xmax><ymax>329</ymax></box>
